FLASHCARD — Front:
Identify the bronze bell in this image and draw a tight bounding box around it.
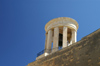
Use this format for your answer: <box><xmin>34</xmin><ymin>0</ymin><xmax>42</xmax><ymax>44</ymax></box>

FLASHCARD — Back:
<box><xmin>59</xmin><ymin>33</ymin><xmax>63</xmax><ymax>47</ymax></box>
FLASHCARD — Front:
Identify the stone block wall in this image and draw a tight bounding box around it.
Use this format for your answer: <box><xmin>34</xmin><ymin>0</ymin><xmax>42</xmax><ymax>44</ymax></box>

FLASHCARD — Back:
<box><xmin>27</xmin><ymin>29</ymin><xmax>100</xmax><ymax>66</ymax></box>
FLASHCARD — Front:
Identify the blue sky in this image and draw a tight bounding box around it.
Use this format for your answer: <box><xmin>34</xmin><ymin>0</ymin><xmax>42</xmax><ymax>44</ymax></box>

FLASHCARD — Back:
<box><xmin>0</xmin><ymin>0</ymin><xmax>100</xmax><ymax>66</ymax></box>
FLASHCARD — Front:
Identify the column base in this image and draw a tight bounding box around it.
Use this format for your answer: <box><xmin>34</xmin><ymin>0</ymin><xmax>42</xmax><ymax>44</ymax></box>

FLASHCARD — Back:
<box><xmin>44</xmin><ymin>52</ymin><xmax>49</xmax><ymax>56</ymax></box>
<box><xmin>36</xmin><ymin>52</ymin><xmax>50</xmax><ymax>60</ymax></box>
<box><xmin>52</xmin><ymin>47</ymin><xmax>58</xmax><ymax>53</ymax></box>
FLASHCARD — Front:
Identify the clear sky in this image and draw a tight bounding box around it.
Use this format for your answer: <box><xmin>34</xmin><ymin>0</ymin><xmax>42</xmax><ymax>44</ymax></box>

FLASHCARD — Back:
<box><xmin>0</xmin><ymin>0</ymin><xmax>100</xmax><ymax>66</ymax></box>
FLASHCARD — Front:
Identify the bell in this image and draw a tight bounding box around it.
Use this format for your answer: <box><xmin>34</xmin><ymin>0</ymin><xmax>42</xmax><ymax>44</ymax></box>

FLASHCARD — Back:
<box><xmin>59</xmin><ymin>33</ymin><xmax>63</xmax><ymax>47</ymax></box>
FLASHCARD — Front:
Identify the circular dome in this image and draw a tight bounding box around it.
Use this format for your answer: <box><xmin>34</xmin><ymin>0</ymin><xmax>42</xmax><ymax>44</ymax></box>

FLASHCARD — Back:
<box><xmin>45</xmin><ymin>17</ymin><xmax>79</xmax><ymax>32</ymax></box>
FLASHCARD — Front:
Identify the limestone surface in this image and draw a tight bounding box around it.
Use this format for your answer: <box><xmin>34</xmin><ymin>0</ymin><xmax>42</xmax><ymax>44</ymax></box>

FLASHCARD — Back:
<box><xmin>27</xmin><ymin>28</ymin><xmax>100</xmax><ymax>66</ymax></box>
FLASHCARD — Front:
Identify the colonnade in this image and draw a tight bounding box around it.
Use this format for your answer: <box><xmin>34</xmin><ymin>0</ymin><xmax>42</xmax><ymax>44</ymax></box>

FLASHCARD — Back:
<box><xmin>45</xmin><ymin>26</ymin><xmax>77</xmax><ymax>54</ymax></box>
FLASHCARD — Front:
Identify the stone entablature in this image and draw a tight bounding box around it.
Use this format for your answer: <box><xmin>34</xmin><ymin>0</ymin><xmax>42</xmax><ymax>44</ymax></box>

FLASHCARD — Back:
<box><xmin>45</xmin><ymin>17</ymin><xmax>79</xmax><ymax>32</ymax></box>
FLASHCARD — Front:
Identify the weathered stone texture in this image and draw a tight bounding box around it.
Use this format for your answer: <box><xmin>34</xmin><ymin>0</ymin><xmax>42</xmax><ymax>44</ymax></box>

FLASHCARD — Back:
<box><xmin>27</xmin><ymin>29</ymin><xmax>100</xmax><ymax>66</ymax></box>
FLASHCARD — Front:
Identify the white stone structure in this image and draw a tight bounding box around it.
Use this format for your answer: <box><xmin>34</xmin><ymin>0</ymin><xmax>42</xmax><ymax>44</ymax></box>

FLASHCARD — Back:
<box><xmin>36</xmin><ymin>17</ymin><xmax>79</xmax><ymax>60</ymax></box>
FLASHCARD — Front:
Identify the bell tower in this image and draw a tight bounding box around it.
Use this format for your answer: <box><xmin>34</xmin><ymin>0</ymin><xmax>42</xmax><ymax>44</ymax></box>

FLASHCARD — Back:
<box><xmin>36</xmin><ymin>17</ymin><xmax>79</xmax><ymax>60</ymax></box>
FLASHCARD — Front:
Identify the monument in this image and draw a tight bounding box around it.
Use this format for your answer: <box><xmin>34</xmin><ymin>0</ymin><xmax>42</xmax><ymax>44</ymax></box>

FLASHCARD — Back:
<box><xmin>36</xmin><ymin>17</ymin><xmax>78</xmax><ymax>60</ymax></box>
<box><xmin>27</xmin><ymin>17</ymin><xmax>100</xmax><ymax>66</ymax></box>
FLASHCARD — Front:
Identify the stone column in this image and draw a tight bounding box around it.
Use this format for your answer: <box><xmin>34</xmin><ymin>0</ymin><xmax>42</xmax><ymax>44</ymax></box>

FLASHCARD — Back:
<box><xmin>45</xmin><ymin>33</ymin><xmax>48</xmax><ymax>51</ymax></box>
<box><xmin>72</xmin><ymin>30</ymin><xmax>77</xmax><ymax>44</ymax></box>
<box><xmin>52</xmin><ymin>27</ymin><xmax>59</xmax><ymax>53</ymax></box>
<box><xmin>63</xmin><ymin>27</ymin><xmax>68</xmax><ymax>48</ymax></box>
<box><xmin>46</xmin><ymin>29</ymin><xmax>52</xmax><ymax>54</ymax></box>
<box><xmin>70</xmin><ymin>38</ymin><xmax>72</xmax><ymax>44</ymax></box>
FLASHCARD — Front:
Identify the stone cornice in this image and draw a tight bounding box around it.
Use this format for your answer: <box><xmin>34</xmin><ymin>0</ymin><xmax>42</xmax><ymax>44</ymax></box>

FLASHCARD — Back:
<box><xmin>45</xmin><ymin>17</ymin><xmax>79</xmax><ymax>32</ymax></box>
